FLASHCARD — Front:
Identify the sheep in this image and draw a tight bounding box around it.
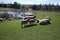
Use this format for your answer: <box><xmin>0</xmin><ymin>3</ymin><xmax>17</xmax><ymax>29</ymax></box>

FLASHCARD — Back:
<box><xmin>21</xmin><ymin>17</ymin><xmax>36</xmax><ymax>27</ymax></box>
<box><xmin>45</xmin><ymin>16</ymin><xmax>51</xmax><ymax>20</ymax></box>
<box><xmin>21</xmin><ymin>14</ymin><xmax>36</xmax><ymax>28</ymax></box>
<box><xmin>37</xmin><ymin>16</ymin><xmax>50</xmax><ymax>25</ymax></box>
<box><xmin>24</xmin><ymin>15</ymin><xmax>36</xmax><ymax>19</ymax></box>
<box><xmin>29</xmin><ymin>19</ymin><xmax>36</xmax><ymax>24</ymax></box>
<box><xmin>21</xmin><ymin>18</ymin><xmax>36</xmax><ymax>27</ymax></box>
<box><xmin>21</xmin><ymin>19</ymin><xmax>29</xmax><ymax>28</ymax></box>
<box><xmin>0</xmin><ymin>18</ymin><xmax>4</xmax><ymax>22</ymax></box>
<box><xmin>39</xmin><ymin>19</ymin><xmax>50</xmax><ymax>25</ymax></box>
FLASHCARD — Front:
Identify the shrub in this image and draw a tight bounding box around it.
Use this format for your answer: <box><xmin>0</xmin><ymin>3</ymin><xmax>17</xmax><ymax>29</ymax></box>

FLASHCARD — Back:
<box><xmin>0</xmin><ymin>12</ymin><xmax>13</xmax><ymax>19</ymax></box>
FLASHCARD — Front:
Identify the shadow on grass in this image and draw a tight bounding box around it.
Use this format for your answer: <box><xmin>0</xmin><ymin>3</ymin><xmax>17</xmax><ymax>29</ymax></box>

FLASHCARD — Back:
<box><xmin>22</xmin><ymin>24</ymin><xmax>37</xmax><ymax>28</ymax></box>
<box><xmin>21</xmin><ymin>23</ymin><xmax>52</xmax><ymax>28</ymax></box>
<box><xmin>39</xmin><ymin>23</ymin><xmax>52</xmax><ymax>26</ymax></box>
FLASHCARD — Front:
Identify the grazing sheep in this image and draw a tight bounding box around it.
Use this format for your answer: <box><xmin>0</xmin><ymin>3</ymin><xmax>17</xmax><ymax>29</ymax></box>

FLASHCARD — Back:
<box><xmin>3</xmin><ymin>18</ymin><xmax>6</xmax><ymax>21</ymax></box>
<box><xmin>21</xmin><ymin>19</ymin><xmax>29</xmax><ymax>28</ymax></box>
<box><xmin>25</xmin><ymin>15</ymin><xmax>36</xmax><ymax>19</ymax></box>
<box><xmin>21</xmin><ymin>18</ymin><xmax>36</xmax><ymax>27</ymax></box>
<box><xmin>21</xmin><ymin>14</ymin><xmax>36</xmax><ymax>28</ymax></box>
<box><xmin>29</xmin><ymin>19</ymin><xmax>36</xmax><ymax>24</ymax></box>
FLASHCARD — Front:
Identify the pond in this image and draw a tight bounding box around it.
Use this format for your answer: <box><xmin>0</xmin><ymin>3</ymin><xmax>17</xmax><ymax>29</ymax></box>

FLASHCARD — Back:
<box><xmin>0</xmin><ymin>11</ymin><xmax>32</xmax><ymax>18</ymax></box>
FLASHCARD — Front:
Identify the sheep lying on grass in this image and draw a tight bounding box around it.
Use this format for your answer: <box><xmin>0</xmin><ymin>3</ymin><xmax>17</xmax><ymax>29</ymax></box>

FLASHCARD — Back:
<box><xmin>45</xmin><ymin>16</ymin><xmax>51</xmax><ymax>20</ymax></box>
<box><xmin>37</xmin><ymin>16</ymin><xmax>51</xmax><ymax>25</ymax></box>
<box><xmin>0</xmin><ymin>18</ymin><xmax>3</xmax><ymax>22</ymax></box>
<box><xmin>0</xmin><ymin>18</ymin><xmax>6</xmax><ymax>22</ymax></box>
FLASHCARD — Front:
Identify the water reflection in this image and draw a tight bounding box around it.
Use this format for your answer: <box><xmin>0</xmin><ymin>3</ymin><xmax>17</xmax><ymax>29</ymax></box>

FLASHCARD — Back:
<box><xmin>0</xmin><ymin>11</ymin><xmax>32</xmax><ymax>18</ymax></box>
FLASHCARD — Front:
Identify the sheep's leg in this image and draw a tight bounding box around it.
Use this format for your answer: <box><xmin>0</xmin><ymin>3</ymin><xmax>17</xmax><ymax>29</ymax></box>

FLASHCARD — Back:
<box><xmin>0</xmin><ymin>20</ymin><xmax>3</xmax><ymax>22</ymax></box>
<box><xmin>21</xmin><ymin>23</ymin><xmax>25</xmax><ymax>28</ymax></box>
<box><xmin>29</xmin><ymin>21</ymin><xmax>32</xmax><ymax>25</ymax></box>
<box><xmin>21</xmin><ymin>21</ymin><xmax>24</xmax><ymax>28</ymax></box>
<box><xmin>21</xmin><ymin>22</ymin><xmax>23</xmax><ymax>28</ymax></box>
<box><xmin>29</xmin><ymin>21</ymin><xmax>34</xmax><ymax>25</ymax></box>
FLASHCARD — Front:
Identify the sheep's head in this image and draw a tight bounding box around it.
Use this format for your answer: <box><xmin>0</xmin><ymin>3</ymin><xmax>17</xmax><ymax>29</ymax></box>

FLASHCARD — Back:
<box><xmin>37</xmin><ymin>19</ymin><xmax>40</xmax><ymax>23</ymax></box>
<box><xmin>45</xmin><ymin>16</ymin><xmax>51</xmax><ymax>20</ymax></box>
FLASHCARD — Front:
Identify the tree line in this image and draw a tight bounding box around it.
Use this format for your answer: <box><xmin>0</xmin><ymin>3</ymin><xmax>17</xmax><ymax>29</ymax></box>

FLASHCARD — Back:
<box><xmin>31</xmin><ymin>4</ymin><xmax>60</xmax><ymax>11</ymax></box>
<box><xmin>0</xmin><ymin>2</ymin><xmax>20</xmax><ymax>9</ymax></box>
<box><xmin>0</xmin><ymin>2</ymin><xmax>60</xmax><ymax>11</ymax></box>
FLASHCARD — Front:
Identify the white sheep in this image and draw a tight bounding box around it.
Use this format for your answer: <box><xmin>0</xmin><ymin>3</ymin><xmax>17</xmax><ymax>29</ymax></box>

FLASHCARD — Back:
<box><xmin>0</xmin><ymin>18</ymin><xmax>4</xmax><ymax>22</ymax></box>
<box><xmin>37</xmin><ymin>16</ymin><xmax>50</xmax><ymax>25</ymax></box>
<box><xmin>45</xmin><ymin>16</ymin><xmax>51</xmax><ymax>20</ymax></box>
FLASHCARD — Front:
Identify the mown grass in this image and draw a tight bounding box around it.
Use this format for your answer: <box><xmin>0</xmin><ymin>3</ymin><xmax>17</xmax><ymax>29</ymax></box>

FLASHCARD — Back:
<box><xmin>0</xmin><ymin>11</ymin><xmax>60</xmax><ymax>40</ymax></box>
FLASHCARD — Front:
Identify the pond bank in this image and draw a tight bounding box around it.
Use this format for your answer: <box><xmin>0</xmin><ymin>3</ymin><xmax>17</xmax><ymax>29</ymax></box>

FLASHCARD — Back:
<box><xmin>0</xmin><ymin>8</ymin><xmax>21</xmax><ymax>12</ymax></box>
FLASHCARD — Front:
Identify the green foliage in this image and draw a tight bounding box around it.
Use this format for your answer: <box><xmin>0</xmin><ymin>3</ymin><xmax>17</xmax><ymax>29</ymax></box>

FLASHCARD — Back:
<box><xmin>0</xmin><ymin>13</ymin><xmax>13</xmax><ymax>19</ymax></box>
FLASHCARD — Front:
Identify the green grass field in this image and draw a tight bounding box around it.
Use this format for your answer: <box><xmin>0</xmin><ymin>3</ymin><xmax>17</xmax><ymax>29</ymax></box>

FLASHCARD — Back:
<box><xmin>0</xmin><ymin>11</ymin><xmax>60</xmax><ymax>40</ymax></box>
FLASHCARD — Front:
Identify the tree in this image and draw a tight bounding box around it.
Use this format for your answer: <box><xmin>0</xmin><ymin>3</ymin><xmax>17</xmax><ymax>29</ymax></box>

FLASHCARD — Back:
<box><xmin>14</xmin><ymin>2</ymin><xmax>17</xmax><ymax>9</ymax></box>
<box><xmin>39</xmin><ymin>4</ymin><xmax>42</xmax><ymax>10</ymax></box>
<box><xmin>32</xmin><ymin>5</ymin><xmax>38</xmax><ymax>10</ymax></box>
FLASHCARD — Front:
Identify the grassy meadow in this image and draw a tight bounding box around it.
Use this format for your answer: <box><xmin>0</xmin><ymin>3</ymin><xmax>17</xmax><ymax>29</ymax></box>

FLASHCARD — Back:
<box><xmin>0</xmin><ymin>11</ymin><xmax>60</xmax><ymax>40</ymax></box>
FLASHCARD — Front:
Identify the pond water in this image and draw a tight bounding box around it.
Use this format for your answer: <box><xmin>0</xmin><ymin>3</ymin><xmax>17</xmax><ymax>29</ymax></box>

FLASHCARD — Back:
<box><xmin>0</xmin><ymin>11</ymin><xmax>32</xmax><ymax>18</ymax></box>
